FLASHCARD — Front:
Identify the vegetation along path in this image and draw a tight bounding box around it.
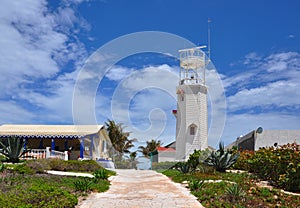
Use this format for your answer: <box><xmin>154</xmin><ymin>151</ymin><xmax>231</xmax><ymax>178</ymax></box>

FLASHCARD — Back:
<box><xmin>77</xmin><ymin>169</ymin><xmax>204</xmax><ymax>208</ymax></box>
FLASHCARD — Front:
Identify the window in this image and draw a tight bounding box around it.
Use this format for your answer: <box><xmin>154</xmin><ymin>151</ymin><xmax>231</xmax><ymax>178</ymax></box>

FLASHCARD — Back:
<box><xmin>190</xmin><ymin>126</ymin><xmax>196</xmax><ymax>135</ymax></box>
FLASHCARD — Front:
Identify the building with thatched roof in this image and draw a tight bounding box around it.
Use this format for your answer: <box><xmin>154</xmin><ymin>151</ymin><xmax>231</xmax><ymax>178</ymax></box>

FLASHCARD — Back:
<box><xmin>0</xmin><ymin>124</ymin><xmax>111</xmax><ymax>160</ymax></box>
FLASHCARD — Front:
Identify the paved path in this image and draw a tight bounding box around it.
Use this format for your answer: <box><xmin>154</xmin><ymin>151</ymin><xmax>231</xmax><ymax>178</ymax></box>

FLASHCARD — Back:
<box><xmin>77</xmin><ymin>169</ymin><xmax>204</xmax><ymax>208</ymax></box>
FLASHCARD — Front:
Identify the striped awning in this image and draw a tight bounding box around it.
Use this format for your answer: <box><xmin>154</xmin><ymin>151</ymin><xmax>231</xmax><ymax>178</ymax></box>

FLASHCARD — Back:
<box><xmin>0</xmin><ymin>124</ymin><xmax>104</xmax><ymax>138</ymax></box>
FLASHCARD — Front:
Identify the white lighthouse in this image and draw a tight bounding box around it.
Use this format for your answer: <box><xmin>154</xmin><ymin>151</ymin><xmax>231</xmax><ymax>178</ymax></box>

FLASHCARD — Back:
<box><xmin>174</xmin><ymin>46</ymin><xmax>208</xmax><ymax>161</ymax></box>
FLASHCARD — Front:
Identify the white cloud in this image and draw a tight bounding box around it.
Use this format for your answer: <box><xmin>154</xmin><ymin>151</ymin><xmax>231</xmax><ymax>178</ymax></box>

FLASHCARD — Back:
<box><xmin>0</xmin><ymin>101</ymin><xmax>35</xmax><ymax>124</ymax></box>
<box><xmin>0</xmin><ymin>0</ymin><xmax>89</xmax><ymax>123</ymax></box>
<box><xmin>224</xmin><ymin>51</ymin><xmax>300</xmax><ymax>112</ymax></box>
<box><xmin>105</xmin><ymin>66</ymin><xmax>134</xmax><ymax>81</ymax></box>
<box><xmin>222</xmin><ymin>112</ymin><xmax>300</xmax><ymax>146</ymax></box>
<box><xmin>94</xmin><ymin>64</ymin><xmax>178</xmax><ymax>143</ymax></box>
<box><xmin>243</xmin><ymin>52</ymin><xmax>262</xmax><ymax>65</ymax></box>
<box><xmin>222</xmin><ymin>51</ymin><xmax>300</xmax><ymax>145</ymax></box>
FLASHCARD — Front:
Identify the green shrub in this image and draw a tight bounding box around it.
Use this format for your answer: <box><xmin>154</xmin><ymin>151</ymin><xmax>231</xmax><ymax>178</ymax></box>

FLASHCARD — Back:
<box><xmin>187</xmin><ymin>149</ymin><xmax>210</xmax><ymax>172</ymax></box>
<box><xmin>188</xmin><ymin>179</ymin><xmax>205</xmax><ymax>191</ymax></box>
<box><xmin>0</xmin><ymin>163</ymin><xmax>4</xmax><ymax>172</ymax></box>
<box><xmin>26</xmin><ymin>159</ymin><xmax>51</xmax><ymax>173</ymax></box>
<box><xmin>204</xmin><ymin>142</ymin><xmax>239</xmax><ymax>172</ymax></box>
<box><xmin>197</xmin><ymin>163</ymin><xmax>216</xmax><ymax>174</ymax></box>
<box><xmin>93</xmin><ymin>169</ymin><xmax>109</xmax><ymax>180</ymax></box>
<box><xmin>225</xmin><ymin>184</ymin><xmax>245</xmax><ymax>202</ymax></box>
<box><xmin>151</xmin><ymin>161</ymin><xmax>177</xmax><ymax>170</ymax></box>
<box><xmin>232</xmin><ymin>150</ymin><xmax>254</xmax><ymax>170</ymax></box>
<box><xmin>235</xmin><ymin>142</ymin><xmax>300</xmax><ymax>192</ymax></box>
<box><xmin>0</xmin><ymin>154</ymin><xmax>6</xmax><ymax>162</ymax></box>
<box><xmin>48</xmin><ymin>158</ymin><xmax>68</xmax><ymax>171</ymax></box>
<box><xmin>48</xmin><ymin>159</ymin><xmax>101</xmax><ymax>172</ymax></box>
<box><xmin>0</xmin><ymin>175</ymin><xmax>78</xmax><ymax>208</ymax></box>
<box><xmin>174</xmin><ymin>162</ymin><xmax>191</xmax><ymax>174</ymax></box>
<box><xmin>13</xmin><ymin>164</ymin><xmax>35</xmax><ymax>174</ymax></box>
<box><xmin>73</xmin><ymin>177</ymin><xmax>93</xmax><ymax>192</ymax></box>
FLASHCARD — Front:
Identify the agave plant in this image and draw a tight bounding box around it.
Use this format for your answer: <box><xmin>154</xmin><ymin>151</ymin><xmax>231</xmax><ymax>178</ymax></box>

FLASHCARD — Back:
<box><xmin>188</xmin><ymin>179</ymin><xmax>205</xmax><ymax>191</ymax></box>
<box><xmin>204</xmin><ymin>142</ymin><xmax>239</xmax><ymax>172</ymax></box>
<box><xmin>225</xmin><ymin>184</ymin><xmax>245</xmax><ymax>202</ymax></box>
<box><xmin>174</xmin><ymin>162</ymin><xmax>191</xmax><ymax>174</ymax></box>
<box><xmin>0</xmin><ymin>136</ymin><xmax>28</xmax><ymax>163</ymax></box>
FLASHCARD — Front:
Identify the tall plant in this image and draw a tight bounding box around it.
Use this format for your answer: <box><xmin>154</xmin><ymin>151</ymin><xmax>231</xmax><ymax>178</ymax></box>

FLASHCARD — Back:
<box><xmin>105</xmin><ymin>119</ymin><xmax>136</xmax><ymax>161</ymax></box>
<box><xmin>138</xmin><ymin>139</ymin><xmax>162</xmax><ymax>158</ymax></box>
<box><xmin>0</xmin><ymin>136</ymin><xmax>28</xmax><ymax>163</ymax></box>
<box><xmin>204</xmin><ymin>142</ymin><xmax>239</xmax><ymax>172</ymax></box>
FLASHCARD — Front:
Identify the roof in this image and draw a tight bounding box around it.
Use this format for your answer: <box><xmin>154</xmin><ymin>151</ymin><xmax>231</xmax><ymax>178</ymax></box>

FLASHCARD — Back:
<box><xmin>157</xmin><ymin>147</ymin><xmax>176</xmax><ymax>152</ymax></box>
<box><xmin>0</xmin><ymin>124</ymin><xmax>104</xmax><ymax>138</ymax></box>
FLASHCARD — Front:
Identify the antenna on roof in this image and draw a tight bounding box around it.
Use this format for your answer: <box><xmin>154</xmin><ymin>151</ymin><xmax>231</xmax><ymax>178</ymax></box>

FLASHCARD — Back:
<box><xmin>207</xmin><ymin>18</ymin><xmax>211</xmax><ymax>61</ymax></box>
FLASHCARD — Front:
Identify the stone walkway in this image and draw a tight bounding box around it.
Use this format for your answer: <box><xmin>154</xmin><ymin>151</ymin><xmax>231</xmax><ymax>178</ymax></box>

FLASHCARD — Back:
<box><xmin>77</xmin><ymin>169</ymin><xmax>204</xmax><ymax>208</ymax></box>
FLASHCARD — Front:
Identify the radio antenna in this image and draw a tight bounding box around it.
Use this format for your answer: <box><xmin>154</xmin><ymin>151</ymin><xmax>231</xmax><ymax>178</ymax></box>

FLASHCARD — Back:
<box><xmin>207</xmin><ymin>18</ymin><xmax>211</xmax><ymax>61</ymax></box>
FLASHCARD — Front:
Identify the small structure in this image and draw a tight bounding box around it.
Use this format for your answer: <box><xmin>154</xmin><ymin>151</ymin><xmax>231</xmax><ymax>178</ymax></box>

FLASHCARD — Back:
<box><xmin>226</xmin><ymin>128</ymin><xmax>300</xmax><ymax>151</ymax></box>
<box><xmin>154</xmin><ymin>146</ymin><xmax>176</xmax><ymax>163</ymax></box>
<box><xmin>0</xmin><ymin>124</ymin><xmax>111</xmax><ymax>160</ymax></box>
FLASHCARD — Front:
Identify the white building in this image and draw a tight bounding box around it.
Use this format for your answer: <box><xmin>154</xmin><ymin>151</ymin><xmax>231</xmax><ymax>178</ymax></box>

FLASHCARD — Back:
<box><xmin>174</xmin><ymin>47</ymin><xmax>208</xmax><ymax>161</ymax></box>
<box><xmin>226</xmin><ymin>128</ymin><xmax>300</xmax><ymax>151</ymax></box>
<box><xmin>0</xmin><ymin>124</ymin><xmax>112</xmax><ymax>160</ymax></box>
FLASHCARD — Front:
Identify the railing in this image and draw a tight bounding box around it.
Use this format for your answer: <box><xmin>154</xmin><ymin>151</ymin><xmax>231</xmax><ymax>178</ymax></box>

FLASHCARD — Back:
<box><xmin>23</xmin><ymin>147</ymin><xmax>68</xmax><ymax>161</ymax></box>
<box><xmin>49</xmin><ymin>149</ymin><xmax>68</xmax><ymax>161</ymax></box>
<box><xmin>23</xmin><ymin>149</ymin><xmax>46</xmax><ymax>160</ymax></box>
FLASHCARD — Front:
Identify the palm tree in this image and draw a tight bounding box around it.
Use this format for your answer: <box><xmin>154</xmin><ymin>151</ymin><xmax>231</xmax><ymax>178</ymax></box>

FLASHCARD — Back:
<box><xmin>105</xmin><ymin>119</ymin><xmax>136</xmax><ymax>160</ymax></box>
<box><xmin>128</xmin><ymin>151</ymin><xmax>138</xmax><ymax>169</ymax></box>
<box><xmin>128</xmin><ymin>151</ymin><xmax>137</xmax><ymax>162</ymax></box>
<box><xmin>138</xmin><ymin>139</ymin><xmax>162</xmax><ymax>158</ymax></box>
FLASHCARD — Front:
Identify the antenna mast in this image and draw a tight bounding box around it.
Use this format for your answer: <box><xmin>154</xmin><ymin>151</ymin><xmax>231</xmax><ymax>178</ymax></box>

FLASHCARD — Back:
<box><xmin>207</xmin><ymin>18</ymin><xmax>211</xmax><ymax>61</ymax></box>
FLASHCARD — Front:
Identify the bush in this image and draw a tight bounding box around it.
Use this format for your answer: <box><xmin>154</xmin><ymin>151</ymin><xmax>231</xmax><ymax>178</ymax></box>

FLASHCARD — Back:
<box><xmin>0</xmin><ymin>163</ymin><xmax>4</xmax><ymax>173</ymax></box>
<box><xmin>235</xmin><ymin>142</ymin><xmax>300</xmax><ymax>192</ymax></box>
<box><xmin>23</xmin><ymin>159</ymin><xmax>102</xmax><ymax>173</ymax></box>
<box><xmin>151</xmin><ymin>161</ymin><xmax>177</xmax><ymax>170</ymax></box>
<box><xmin>204</xmin><ymin>142</ymin><xmax>239</xmax><ymax>172</ymax></box>
<box><xmin>93</xmin><ymin>169</ymin><xmax>109</xmax><ymax>181</ymax></box>
<box><xmin>197</xmin><ymin>163</ymin><xmax>216</xmax><ymax>174</ymax></box>
<box><xmin>187</xmin><ymin>149</ymin><xmax>210</xmax><ymax>172</ymax></box>
<box><xmin>73</xmin><ymin>177</ymin><xmax>93</xmax><ymax>192</ymax></box>
<box><xmin>188</xmin><ymin>179</ymin><xmax>205</xmax><ymax>191</ymax></box>
<box><xmin>225</xmin><ymin>184</ymin><xmax>245</xmax><ymax>202</ymax></box>
<box><xmin>232</xmin><ymin>150</ymin><xmax>254</xmax><ymax>170</ymax></box>
<box><xmin>26</xmin><ymin>159</ymin><xmax>51</xmax><ymax>173</ymax></box>
<box><xmin>13</xmin><ymin>164</ymin><xmax>35</xmax><ymax>174</ymax></box>
<box><xmin>174</xmin><ymin>162</ymin><xmax>191</xmax><ymax>174</ymax></box>
<box><xmin>0</xmin><ymin>175</ymin><xmax>78</xmax><ymax>208</ymax></box>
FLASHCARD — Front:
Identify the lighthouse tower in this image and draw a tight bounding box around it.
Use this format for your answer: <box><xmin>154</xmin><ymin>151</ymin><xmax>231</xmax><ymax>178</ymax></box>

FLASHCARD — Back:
<box><xmin>174</xmin><ymin>47</ymin><xmax>208</xmax><ymax>161</ymax></box>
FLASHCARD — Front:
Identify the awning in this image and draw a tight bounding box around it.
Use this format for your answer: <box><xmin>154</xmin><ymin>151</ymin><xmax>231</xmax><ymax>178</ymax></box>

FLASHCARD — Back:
<box><xmin>0</xmin><ymin>124</ymin><xmax>104</xmax><ymax>139</ymax></box>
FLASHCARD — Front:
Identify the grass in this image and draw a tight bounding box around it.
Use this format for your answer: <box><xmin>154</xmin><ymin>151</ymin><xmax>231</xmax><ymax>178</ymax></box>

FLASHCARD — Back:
<box><xmin>162</xmin><ymin>169</ymin><xmax>300</xmax><ymax>207</ymax></box>
<box><xmin>0</xmin><ymin>159</ymin><xmax>115</xmax><ymax>207</ymax></box>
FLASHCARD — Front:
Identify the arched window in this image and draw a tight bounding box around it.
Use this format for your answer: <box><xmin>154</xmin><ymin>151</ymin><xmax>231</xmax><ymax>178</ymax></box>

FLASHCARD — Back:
<box><xmin>189</xmin><ymin>124</ymin><xmax>197</xmax><ymax>135</ymax></box>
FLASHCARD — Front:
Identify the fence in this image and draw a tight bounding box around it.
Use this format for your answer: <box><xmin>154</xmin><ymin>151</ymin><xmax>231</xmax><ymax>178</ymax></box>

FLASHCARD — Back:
<box><xmin>23</xmin><ymin>149</ymin><xmax>46</xmax><ymax>160</ymax></box>
<box><xmin>23</xmin><ymin>147</ymin><xmax>68</xmax><ymax>161</ymax></box>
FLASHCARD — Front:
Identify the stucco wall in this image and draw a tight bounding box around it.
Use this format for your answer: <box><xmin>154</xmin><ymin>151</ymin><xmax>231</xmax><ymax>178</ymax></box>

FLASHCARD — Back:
<box><xmin>255</xmin><ymin>130</ymin><xmax>300</xmax><ymax>150</ymax></box>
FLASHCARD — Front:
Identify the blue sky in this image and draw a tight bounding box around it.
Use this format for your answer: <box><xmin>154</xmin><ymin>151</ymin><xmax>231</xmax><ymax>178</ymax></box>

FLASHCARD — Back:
<box><xmin>0</xmin><ymin>0</ymin><xmax>300</xmax><ymax>149</ymax></box>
